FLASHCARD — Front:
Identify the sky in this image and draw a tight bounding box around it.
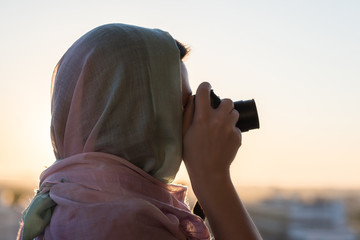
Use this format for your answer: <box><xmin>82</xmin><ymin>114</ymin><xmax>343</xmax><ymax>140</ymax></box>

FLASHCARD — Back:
<box><xmin>0</xmin><ymin>0</ymin><xmax>359</xmax><ymax>189</ymax></box>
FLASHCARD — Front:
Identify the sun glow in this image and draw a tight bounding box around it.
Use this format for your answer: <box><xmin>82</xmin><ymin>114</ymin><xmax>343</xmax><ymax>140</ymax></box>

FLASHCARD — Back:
<box><xmin>1</xmin><ymin>0</ymin><xmax>360</xmax><ymax>191</ymax></box>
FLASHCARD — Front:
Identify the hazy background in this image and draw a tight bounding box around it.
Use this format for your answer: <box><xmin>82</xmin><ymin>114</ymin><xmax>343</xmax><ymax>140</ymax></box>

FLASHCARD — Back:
<box><xmin>1</xmin><ymin>0</ymin><xmax>359</xmax><ymax>191</ymax></box>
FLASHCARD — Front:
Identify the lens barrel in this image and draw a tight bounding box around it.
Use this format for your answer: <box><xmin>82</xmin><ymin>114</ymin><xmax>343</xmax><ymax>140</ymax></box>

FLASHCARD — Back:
<box><xmin>234</xmin><ymin>99</ymin><xmax>259</xmax><ymax>132</ymax></box>
<box><xmin>210</xmin><ymin>90</ymin><xmax>260</xmax><ymax>132</ymax></box>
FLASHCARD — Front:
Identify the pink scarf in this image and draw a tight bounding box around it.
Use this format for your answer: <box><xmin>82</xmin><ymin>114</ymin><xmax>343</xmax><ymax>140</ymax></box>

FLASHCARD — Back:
<box><xmin>35</xmin><ymin>152</ymin><xmax>209</xmax><ymax>239</ymax></box>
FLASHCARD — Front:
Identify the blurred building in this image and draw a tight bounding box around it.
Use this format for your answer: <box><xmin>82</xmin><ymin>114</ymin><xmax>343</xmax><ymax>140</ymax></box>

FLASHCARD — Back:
<box><xmin>0</xmin><ymin>189</ymin><xmax>22</xmax><ymax>240</ymax></box>
<box><xmin>248</xmin><ymin>196</ymin><xmax>357</xmax><ymax>240</ymax></box>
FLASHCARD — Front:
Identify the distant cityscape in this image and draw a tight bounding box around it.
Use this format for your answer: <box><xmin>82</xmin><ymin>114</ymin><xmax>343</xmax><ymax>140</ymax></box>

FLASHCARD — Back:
<box><xmin>1</xmin><ymin>184</ymin><xmax>360</xmax><ymax>240</ymax></box>
<box><xmin>248</xmin><ymin>195</ymin><xmax>358</xmax><ymax>239</ymax></box>
<box><xmin>0</xmin><ymin>191</ymin><xmax>25</xmax><ymax>239</ymax></box>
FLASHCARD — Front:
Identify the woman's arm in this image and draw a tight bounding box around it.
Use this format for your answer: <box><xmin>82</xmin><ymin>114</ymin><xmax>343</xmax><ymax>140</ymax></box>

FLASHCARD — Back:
<box><xmin>183</xmin><ymin>82</ymin><xmax>262</xmax><ymax>240</ymax></box>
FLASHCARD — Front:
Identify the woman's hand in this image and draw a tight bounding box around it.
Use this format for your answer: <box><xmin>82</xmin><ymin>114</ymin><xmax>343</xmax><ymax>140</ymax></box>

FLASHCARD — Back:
<box><xmin>182</xmin><ymin>82</ymin><xmax>241</xmax><ymax>184</ymax></box>
<box><xmin>182</xmin><ymin>82</ymin><xmax>262</xmax><ymax>240</ymax></box>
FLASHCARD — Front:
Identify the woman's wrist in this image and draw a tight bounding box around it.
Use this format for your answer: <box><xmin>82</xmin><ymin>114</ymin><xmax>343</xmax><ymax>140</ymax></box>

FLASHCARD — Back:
<box><xmin>188</xmin><ymin>167</ymin><xmax>232</xmax><ymax>201</ymax></box>
<box><xmin>189</xmin><ymin>169</ymin><xmax>262</xmax><ymax>240</ymax></box>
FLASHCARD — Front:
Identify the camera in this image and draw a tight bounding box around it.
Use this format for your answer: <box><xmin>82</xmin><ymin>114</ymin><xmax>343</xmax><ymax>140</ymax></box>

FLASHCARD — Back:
<box><xmin>209</xmin><ymin>90</ymin><xmax>260</xmax><ymax>132</ymax></box>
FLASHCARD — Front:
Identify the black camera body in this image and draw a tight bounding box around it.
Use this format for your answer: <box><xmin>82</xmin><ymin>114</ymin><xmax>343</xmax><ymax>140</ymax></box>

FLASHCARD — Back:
<box><xmin>209</xmin><ymin>90</ymin><xmax>260</xmax><ymax>132</ymax></box>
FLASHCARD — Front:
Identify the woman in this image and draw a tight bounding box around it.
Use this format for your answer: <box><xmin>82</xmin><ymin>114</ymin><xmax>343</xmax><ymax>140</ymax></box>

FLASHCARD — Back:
<box><xmin>18</xmin><ymin>23</ymin><xmax>261</xmax><ymax>240</ymax></box>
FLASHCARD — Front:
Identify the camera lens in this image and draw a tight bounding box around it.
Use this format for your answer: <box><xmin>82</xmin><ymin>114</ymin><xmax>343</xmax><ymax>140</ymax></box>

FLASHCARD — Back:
<box><xmin>234</xmin><ymin>99</ymin><xmax>259</xmax><ymax>132</ymax></box>
<box><xmin>209</xmin><ymin>90</ymin><xmax>260</xmax><ymax>132</ymax></box>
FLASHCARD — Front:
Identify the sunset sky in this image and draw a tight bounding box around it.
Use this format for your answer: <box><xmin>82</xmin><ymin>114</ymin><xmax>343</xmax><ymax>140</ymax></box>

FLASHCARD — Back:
<box><xmin>0</xmin><ymin>0</ymin><xmax>359</xmax><ymax>189</ymax></box>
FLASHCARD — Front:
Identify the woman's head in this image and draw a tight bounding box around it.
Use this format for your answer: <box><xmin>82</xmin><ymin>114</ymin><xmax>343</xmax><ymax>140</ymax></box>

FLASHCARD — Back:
<box><xmin>51</xmin><ymin>24</ymin><xmax>184</xmax><ymax>182</ymax></box>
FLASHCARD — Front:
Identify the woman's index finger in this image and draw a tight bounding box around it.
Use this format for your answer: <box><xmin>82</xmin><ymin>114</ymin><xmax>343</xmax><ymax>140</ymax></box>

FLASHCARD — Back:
<box><xmin>194</xmin><ymin>82</ymin><xmax>212</xmax><ymax>114</ymax></box>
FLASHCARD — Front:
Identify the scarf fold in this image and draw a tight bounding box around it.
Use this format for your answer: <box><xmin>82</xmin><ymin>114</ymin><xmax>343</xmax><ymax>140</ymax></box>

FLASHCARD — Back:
<box><xmin>20</xmin><ymin>152</ymin><xmax>210</xmax><ymax>240</ymax></box>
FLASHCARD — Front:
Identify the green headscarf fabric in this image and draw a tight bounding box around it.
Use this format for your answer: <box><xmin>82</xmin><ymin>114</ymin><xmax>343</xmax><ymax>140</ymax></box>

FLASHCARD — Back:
<box><xmin>19</xmin><ymin>23</ymin><xmax>186</xmax><ymax>240</ymax></box>
<box><xmin>50</xmin><ymin>23</ymin><xmax>183</xmax><ymax>182</ymax></box>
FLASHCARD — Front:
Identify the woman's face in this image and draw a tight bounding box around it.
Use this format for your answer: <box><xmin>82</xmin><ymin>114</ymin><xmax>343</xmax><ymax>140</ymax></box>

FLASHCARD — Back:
<box><xmin>181</xmin><ymin>62</ymin><xmax>192</xmax><ymax>108</ymax></box>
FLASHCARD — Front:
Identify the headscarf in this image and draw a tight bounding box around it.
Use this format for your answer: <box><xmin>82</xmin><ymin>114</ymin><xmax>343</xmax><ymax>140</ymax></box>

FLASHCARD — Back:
<box><xmin>51</xmin><ymin>23</ymin><xmax>183</xmax><ymax>182</ymax></box>
<box><xmin>17</xmin><ymin>23</ymin><xmax>210</xmax><ymax>240</ymax></box>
